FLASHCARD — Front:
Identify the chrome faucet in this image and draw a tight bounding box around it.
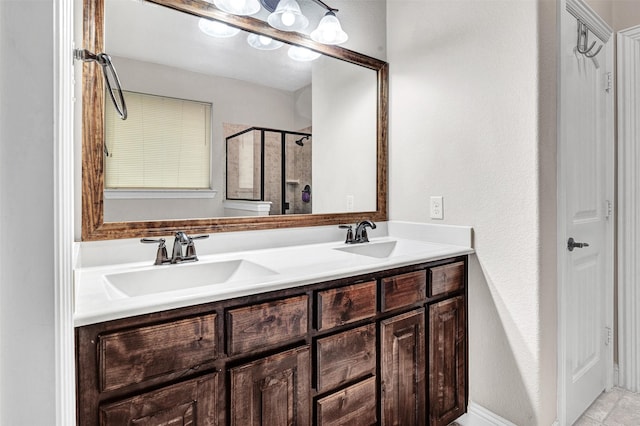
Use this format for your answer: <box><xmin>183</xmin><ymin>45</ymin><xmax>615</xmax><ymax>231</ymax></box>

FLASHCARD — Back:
<box><xmin>172</xmin><ymin>231</ymin><xmax>191</xmax><ymax>262</ymax></box>
<box><xmin>354</xmin><ymin>220</ymin><xmax>376</xmax><ymax>243</ymax></box>
<box><xmin>141</xmin><ymin>232</ymin><xmax>209</xmax><ymax>265</ymax></box>
<box><xmin>339</xmin><ymin>220</ymin><xmax>376</xmax><ymax>244</ymax></box>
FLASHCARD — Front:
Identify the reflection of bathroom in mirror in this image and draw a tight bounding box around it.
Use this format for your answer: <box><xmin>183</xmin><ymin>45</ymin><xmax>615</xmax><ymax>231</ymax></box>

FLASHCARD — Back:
<box><xmin>225</xmin><ymin>126</ymin><xmax>313</xmax><ymax>216</ymax></box>
<box><xmin>100</xmin><ymin>0</ymin><xmax>377</xmax><ymax>223</ymax></box>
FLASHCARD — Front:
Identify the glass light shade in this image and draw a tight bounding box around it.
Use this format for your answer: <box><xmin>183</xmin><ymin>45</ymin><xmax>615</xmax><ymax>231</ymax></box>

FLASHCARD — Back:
<box><xmin>310</xmin><ymin>11</ymin><xmax>348</xmax><ymax>45</ymax></box>
<box><xmin>247</xmin><ymin>33</ymin><xmax>284</xmax><ymax>50</ymax></box>
<box><xmin>288</xmin><ymin>45</ymin><xmax>321</xmax><ymax>62</ymax></box>
<box><xmin>214</xmin><ymin>0</ymin><xmax>261</xmax><ymax>15</ymax></box>
<box><xmin>198</xmin><ymin>18</ymin><xmax>241</xmax><ymax>38</ymax></box>
<box><xmin>267</xmin><ymin>0</ymin><xmax>308</xmax><ymax>32</ymax></box>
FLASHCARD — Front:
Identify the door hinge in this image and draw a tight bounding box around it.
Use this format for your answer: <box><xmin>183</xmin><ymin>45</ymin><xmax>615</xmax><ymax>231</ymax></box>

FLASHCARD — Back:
<box><xmin>604</xmin><ymin>72</ymin><xmax>612</xmax><ymax>93</ymax></box>
<box><xmin>605</xmin><ymin>326</ymin><xmax>612</xmax><ymax>346</ymax></box>
<box><xmin>605</xmin><ymin>200</ymin><xmax>612</xmax><ymax>220</ymax></box>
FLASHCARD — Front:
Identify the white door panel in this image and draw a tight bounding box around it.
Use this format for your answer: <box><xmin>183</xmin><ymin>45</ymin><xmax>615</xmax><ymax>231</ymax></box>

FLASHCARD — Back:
<box><xmin>559</xmin><ymin>2</ymin><xmax>613</xmax><ymax>425</ymax></box>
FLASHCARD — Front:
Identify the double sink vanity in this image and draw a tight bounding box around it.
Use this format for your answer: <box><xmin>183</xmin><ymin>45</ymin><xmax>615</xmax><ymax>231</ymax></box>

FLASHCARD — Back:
<box><xmin>74</xmin><ymin>222</ymin><xmax>473</xmax><ymax>425</ymax></box>
<box><xmin>75</xmin><ymin>1</ymin><xmax>472</xmax><ymax>424</ymax></box>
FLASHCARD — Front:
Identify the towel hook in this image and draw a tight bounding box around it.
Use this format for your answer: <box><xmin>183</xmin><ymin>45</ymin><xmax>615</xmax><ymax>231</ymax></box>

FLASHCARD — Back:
<box><xmin>576</xmin><ymin>21</ymin><xmax>603</xmax><ymax>58</ymax></box>
<box><xmin>74</xmin><ymin>49</ymin><xmax>127</xmax><ymax>120</ymax></box>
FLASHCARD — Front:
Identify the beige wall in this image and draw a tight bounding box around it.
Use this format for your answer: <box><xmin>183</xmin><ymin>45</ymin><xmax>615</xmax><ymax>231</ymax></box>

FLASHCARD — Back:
<box><xmin>387</xmin><ymin>0</ymin><xmax>557</xmax><ymax>424</ymax></box>
<box><xmin>584</xmin><ymin>0</ymin><xmax>640</xmax><ymax>30</ymax></box>
<box><xmin>612</xmin><ymin>1</ymin><xmax>640</xmax><ymax>31</ymax></box>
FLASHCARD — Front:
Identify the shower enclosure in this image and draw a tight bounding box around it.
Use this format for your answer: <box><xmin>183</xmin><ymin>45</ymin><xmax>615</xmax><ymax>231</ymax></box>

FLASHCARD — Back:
<box><xmin>226</xmin><ymin>127</ymin><xmax>312</xmax><ymax>215</ymax></box>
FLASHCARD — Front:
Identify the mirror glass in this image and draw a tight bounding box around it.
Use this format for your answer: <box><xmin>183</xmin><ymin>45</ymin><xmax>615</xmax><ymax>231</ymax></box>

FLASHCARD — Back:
<box><xmin>102</xmin><ymin>0</ymin><xmax>377</xmax><ymax>222</ymax></box>
<box><xmin>81</xmin><ymin>0</ymin><xmax>387</xmax><ymax>240</ymax></box>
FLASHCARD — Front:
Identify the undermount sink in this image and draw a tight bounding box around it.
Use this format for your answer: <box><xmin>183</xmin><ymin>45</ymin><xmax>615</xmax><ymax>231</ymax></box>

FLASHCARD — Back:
<box><xmin>334</xmin><ymin>239</ymin><xmax>444</xmax><ymax>259</ymax></box>
<box><xmin>104</xmin><ymin>259</ymin><xmax>278</xmax><ymax>298</ymax></box>
<box><xmin>334</xmin><ymin>240</ymin><xmax>400</xmax><ymax>258</ymax></box>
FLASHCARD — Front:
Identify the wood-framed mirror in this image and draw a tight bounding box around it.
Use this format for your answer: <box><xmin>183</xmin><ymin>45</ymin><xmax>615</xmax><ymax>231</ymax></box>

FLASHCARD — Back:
<box><xmin>81</xmin><ymin>0</ymin><xmax>388</xmax><ymax>240</ymax></box>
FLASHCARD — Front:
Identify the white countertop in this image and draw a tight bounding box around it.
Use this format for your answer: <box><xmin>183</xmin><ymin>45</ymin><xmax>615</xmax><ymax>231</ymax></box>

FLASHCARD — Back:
<box><xmin>74</xmin><ymin>221</ymin><xmax>474</xmax><ymax>326</ymax></box>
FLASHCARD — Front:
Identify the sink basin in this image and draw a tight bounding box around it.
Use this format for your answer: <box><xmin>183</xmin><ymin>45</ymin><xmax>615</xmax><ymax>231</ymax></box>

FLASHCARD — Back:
<box><xmin>104</xmin><ymin>259</ymin><xmax>278</xmax><ymax>298</ymax></box>
<box><xmin>334</xmin><ymin>240</ymin><xmax>399</xmax><ymax>258</ymax></box>
<box><xmin>334</xmin><ymin>239</ymin><xmax>444</xmax><ymax>259</ymax></box>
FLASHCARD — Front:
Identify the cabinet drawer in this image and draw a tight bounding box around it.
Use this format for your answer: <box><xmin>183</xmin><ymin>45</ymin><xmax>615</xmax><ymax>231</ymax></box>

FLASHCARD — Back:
<box><xmin>98</xmin><ymin>313</ymin><xmax>217</xmax><ymax>392</ymax></box>
<box><xmin>316</xmin><ymin>281</ymin><xmax>376</xmax><ymax>331</ymax></box>
<box><xmin>316</xmin><ymin>324</ymin><xmax>376</xmax><ymax>393</ymax></box>
<box><xmin>99</xmin><ymin>373</ymin><xmax>220</xmax><ymax>426</ymax></box>
<box><xmin>227</xmin><ymin>295</ymin><xmax>308</xmax><ymax>355</ymax></box>
<box><xmin>316</xmin><ymin>377</ymin><xmax>377</xmax><ymax>426</ymax></box>
<box><xmin>429</xmin><ymin>261</ymin><xmax>464</xmax><ymax>297</ymax></box>
<box><xmin>381</xmin><ymin>270</ymin><xmax>426</xmax><ymax>312</ymax></box>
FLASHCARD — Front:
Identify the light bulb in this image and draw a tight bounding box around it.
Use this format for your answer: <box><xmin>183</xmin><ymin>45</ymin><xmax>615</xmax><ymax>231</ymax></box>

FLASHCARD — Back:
<box><xmin>247</xmin><ymin>33</ymin><xmax>284</xmax><ymax>50</ymax></box>
<box><xmin>288</xmin><ymin>46</ymin><xmax>321</xmax><ymax>61</ymax></box>
<box><xmin>310</xmin><ymin>11</ymin><xmax>348</xmax><ymax>45</ymax></box>
<box><xmin>198</xmin><ymin>18</ymin><xmax>241</xmax><ymax>38</ymax></box>
<box><xmin>258</xmin><ymin>35</ymin><xmax>272</xmax><ymax>45</ymax></box>
<box><xmin>267</xmin><ymin>0</ymin><xmax>308</xmax><ymax>32</ymax></box>
<box><xmin>281</xmin><ymin>11</ymin><xmax>295</xmax><ymax>27</ymax></box>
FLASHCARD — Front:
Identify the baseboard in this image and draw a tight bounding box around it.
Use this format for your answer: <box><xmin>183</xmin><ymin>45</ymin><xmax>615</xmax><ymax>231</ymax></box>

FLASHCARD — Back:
<box><xmin>454</xmin><ymin>402</ymin><xmax>518</xmax><ymax>426</ymax></box>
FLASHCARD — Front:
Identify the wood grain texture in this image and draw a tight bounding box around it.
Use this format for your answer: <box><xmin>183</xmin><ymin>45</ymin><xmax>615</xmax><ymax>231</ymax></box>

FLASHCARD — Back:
<box><xmin>429</xmin><ymin>296</ymin><xmax>466</xmax><ymax>426</ymax></box>
<box><xmin>380</xmin><ymin>309</ymin><xmax>426</xmax><ymax>426</ymax></box>
<box><xmin>76</xmin><ymin>257</ymin><xmax>468</xmax><ymax>426</ymax></box>
<box><xmin>316</xmin><ymin>281</ymin><xmax>376</xmax><ymax>331</ymax></box>
<box><xmin>99</xmin><ymin>373</ymin><xmax>220</xmax><ymax>426</ymax></box>
<box><xmin>230</xmin><ymin>345</ymin><xmax>310</xmax><ymax>426</ymax></box>
<box><xmin>316</xmin><ymin>324</ymin><xmax>376</xmax><ymax>393</ymax></box>
<box><xmin>227</xmin><ymin>295</ymin><xmax>308</xmax><ymax>355</ymax></box>
<box><xmin>381</xmin><ymin>270</ymin><xmax>427</xmax><ymax>312</ymax></box>
<box><xmin>98</xmin><ymin>313</ymin><xmax>217</xmax><ymax>392</ymax></box>
<box><xmin>80</xmin><ymin>0</ymin><xmax>388</xmax><ymax>241</ymax></box>
<box><xmin>316</xmin><ymin>377</ymin><xmax>377</xmax><ymax>426</ymax></box>
<box><xmin>429</xmin><ymin>262</ymin><xmax>464</xmax><ymax>297</ymax></box>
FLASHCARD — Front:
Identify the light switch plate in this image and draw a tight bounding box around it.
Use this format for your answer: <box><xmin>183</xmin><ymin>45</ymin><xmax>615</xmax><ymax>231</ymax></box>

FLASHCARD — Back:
<box><xmin>346</xmin><ymin>195</ymin><xmax>354</xmax><ymax>212</ymax></box>
<box><xmin>430</xmin><ymin>196</ymin><xmax>443</xmax><ymax>220</ymax></box>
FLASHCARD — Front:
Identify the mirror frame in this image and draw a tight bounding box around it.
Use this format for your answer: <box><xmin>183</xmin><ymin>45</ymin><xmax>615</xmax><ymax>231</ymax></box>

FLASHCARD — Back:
<box><xmin>81</xmin><ymin>0</ymin><xmax>388</xmax><ymax>241</ymax></box>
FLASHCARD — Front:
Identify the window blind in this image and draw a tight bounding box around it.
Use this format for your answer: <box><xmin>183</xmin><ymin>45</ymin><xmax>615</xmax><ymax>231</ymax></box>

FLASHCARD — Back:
<box><xmin>104</xmin><ymin>91</ymin><xmax>212</xmax><ymax>189</ymax></box>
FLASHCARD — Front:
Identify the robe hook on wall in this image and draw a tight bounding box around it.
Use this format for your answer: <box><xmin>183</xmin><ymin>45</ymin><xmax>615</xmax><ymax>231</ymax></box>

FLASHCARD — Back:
<box><xmin>576</xmin><ymin>20</ymin><xmax>603</xmax><ymax>59</ymax></box>
<box><xmin>74</xmin><ymin>49</ymin><xmax>128</xmax><ymax>120</ymax></box>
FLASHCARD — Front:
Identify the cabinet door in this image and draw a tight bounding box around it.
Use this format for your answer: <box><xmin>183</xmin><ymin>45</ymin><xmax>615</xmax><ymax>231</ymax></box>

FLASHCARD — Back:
<box><xmin>380</xmin><ymin>309</ymin><xmax>426</xmax><ymax>426</ymax></box>
<box><xmin>230</xmin><ymin>345</ymin><xmax>310</xmax><ymax>426</ymax></box>
<box><xmin>316</xmin><ymin>377</ymin><xmax>377</xmax><ymax>426</ymax></box>
<box><xmin>429</xmin><ymin>296</ymin><xmax>466</xmax><ymax>426</ymax></box>
<box><xmin>99</xmin><ymin>372</ymin><xmax>221</xmax><ymax>425</ymax></box>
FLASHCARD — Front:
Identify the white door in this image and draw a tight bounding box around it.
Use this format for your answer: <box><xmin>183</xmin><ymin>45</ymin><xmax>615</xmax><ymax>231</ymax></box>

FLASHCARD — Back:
<box><xmin>558</xmin><ymin>2</ymin><xmax>614</xmax><ymax>425</ymax></box>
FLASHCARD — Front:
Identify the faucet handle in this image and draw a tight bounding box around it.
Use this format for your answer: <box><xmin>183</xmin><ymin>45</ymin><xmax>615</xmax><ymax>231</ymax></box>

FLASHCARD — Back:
<box><xmin>185</xmin><ymin>235</ymin><xmax>209</xmax><ymax>259</ymax></box>
<box><xmin>141</xmin><ymin>238</ymin><xmax>169</xmax><ymax>265</ymax></box>
<box><xmin>338</xmin><ymin>225</ymin><xmax>354</xmax><ymax>244</ymax></box>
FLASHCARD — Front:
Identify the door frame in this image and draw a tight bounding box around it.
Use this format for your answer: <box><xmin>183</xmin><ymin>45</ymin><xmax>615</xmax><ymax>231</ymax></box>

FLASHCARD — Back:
<box><xmin>556</xmin><ymin>0</ymin><xmax>615</xmax><ymax>424</ymax></box>
<box><xmin>616</xmin><ymin>24</ymin><xmax>640</xmax><ymax>393</ymax></box>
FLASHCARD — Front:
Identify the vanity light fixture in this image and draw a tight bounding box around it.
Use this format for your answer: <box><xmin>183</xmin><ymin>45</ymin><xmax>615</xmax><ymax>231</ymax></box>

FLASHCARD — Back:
<box><xmin>310</xmin><ymin>10</ymin><xmax>347</xmax><ymax>44</ymax></box>
<box><xmin>287</xmin><ymin>45</ymin><xmax>321</xmax><ymax>61</ymax></box>
<box><xmin>198</xmin><ymin>18</ymin><xmax>241</xmax><ymax>38</ymax></box>
<box><xmin>267</xmin><ymin>0</ymin><xmax>309</xmax><ymax>32</ymax></box>
<box><xmin>247</xmin><ymin>33</ymin><xmax>284</xmax><ymax>50</ymax></box>
<box><xmin>213</xmin><ymin>0</ymin><xmax>261</xmax><ymax>15</ymax></box>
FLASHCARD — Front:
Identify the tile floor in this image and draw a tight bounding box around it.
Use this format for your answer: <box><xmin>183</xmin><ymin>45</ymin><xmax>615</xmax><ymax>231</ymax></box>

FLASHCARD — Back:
<box><xmin>574</xmin><ymin>387</ymin><xmax>640</xmax><ymax>426</ymax></box>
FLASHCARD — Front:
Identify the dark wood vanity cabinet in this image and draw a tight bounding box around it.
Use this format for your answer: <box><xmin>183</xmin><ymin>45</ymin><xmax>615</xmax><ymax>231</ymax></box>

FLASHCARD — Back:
<box><xmin>429</xmin><ymin>296</ymin><xmax>466</xmax><ymax>426</ymax></box>
<box><xmin>76</xmin><ymin>256</ymin><xmax>467</xmax><ymax>426</ymax></box>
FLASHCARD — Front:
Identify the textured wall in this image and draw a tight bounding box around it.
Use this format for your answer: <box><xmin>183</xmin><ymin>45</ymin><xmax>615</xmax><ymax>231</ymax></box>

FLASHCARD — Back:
<box><xmin>387</xmin><ymin>0</ymin><xmax>557</xmax><ymax>424</ymax></box>
<box><xmin>0</xmin><ymin>0</ymin><xmax>57</xmax><ymax>424</ymax></box>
